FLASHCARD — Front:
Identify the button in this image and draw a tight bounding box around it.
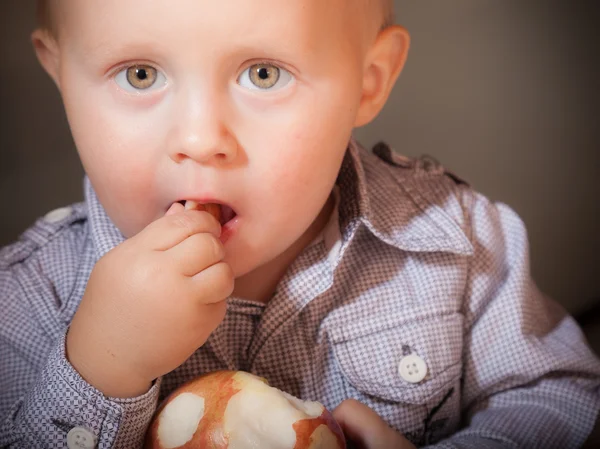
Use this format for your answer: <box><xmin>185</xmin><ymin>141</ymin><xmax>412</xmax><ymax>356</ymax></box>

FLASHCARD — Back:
<box><xmin>398</xmin><ymin>354</ymin><xmax>428</xmax><ymax>383</ymax></box>
<box><xmin>67</xmin><ymin>427</ymin><xmax>97</xmax><ymax>449</ymax></box>
<box><xmin>44</xmin><ymin>206</ymin><xmax>72</xmax><ymax>223</ymax></box>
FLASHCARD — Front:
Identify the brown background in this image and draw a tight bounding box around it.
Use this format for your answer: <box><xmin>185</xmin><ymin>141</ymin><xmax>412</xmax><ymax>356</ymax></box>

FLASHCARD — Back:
<box><xmin>0</xmin><ymin>0</ymin><xmax>599</xmax><ymax>445</ymax></box>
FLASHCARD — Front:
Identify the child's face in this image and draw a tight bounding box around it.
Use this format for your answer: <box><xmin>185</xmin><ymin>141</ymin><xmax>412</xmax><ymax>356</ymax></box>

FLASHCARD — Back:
<box><xmin>43</xmin><ymin>0</ymin><xmax>386</xmax><ymax>279</ymax></box>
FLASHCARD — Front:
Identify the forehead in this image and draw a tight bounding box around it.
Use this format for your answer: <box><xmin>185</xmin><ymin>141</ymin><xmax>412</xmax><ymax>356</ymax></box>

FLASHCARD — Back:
<box><xmin>57</xmin><ymin>0</ymin><xmax>365</xmax><ymax>48</ymax></box>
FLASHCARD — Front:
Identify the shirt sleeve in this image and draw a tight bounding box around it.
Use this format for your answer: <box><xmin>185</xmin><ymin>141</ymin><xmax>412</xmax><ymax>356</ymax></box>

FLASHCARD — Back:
<box><xmin>423</xmin><ymin>192</ymin><xmax>600</xmax><ymax>448</ymax></box>
<box><xmin>0</xmin><ymin>266</ymin><xmax>161</xmax><ymax>448</ymax></box>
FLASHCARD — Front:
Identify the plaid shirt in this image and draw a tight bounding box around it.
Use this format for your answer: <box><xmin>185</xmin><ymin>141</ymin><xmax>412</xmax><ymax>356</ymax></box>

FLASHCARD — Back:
<box><xmin>1</xmin><ymin>139</ymin><xmax>599</xmax><ymax>448</ymax></box>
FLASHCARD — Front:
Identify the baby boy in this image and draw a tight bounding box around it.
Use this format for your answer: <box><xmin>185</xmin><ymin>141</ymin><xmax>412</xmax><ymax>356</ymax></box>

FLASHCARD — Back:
<box><xmin>1</xmin><ymin>0</ymin><xmax>599</xmax><ymax>448</ymax></box>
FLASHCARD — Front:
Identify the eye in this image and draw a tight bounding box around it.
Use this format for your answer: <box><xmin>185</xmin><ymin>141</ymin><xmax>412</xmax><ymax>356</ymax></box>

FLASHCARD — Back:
<box><xmin>114</xmin><ymin>64</ymin><xmax>167</xmax><ymax>93</ymax></box>
<box><xmin>238</xmin><ymin>63</ymin><xmax>293</xmax><ymax>91</ymax></box>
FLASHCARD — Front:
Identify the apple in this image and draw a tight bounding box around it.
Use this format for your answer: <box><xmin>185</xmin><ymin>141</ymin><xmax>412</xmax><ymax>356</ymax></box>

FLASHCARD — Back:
<box><xmin>145</xmin><ymin>370</ymin><xmax>346</xmax><ymax>449</ymax></box>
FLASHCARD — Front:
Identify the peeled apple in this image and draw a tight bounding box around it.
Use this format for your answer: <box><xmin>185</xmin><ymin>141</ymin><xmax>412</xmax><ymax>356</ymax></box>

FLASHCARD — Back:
<box><xmin>144</xmin><ymin>370</ymin><xmax>346</xmax><ymax>449</ymax></box>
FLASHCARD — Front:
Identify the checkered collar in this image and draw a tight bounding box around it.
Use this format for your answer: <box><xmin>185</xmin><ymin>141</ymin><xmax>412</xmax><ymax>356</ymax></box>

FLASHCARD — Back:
<box><xmin>337</xmin><ymin>138</ymin><xmax>473</xmax><ymax>256</ymax></box>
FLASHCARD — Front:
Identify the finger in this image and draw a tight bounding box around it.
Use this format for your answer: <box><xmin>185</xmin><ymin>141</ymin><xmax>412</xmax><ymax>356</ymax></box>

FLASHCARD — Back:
<box><xmin>333</xmin><ymin>400</ymin><xmax>376</xmax><ymax>447</ymax></box>
<box><xmin>333</xmin><ymin>399</ymin><xmax>404</xmax><ymax>449</ymax></box>
<box><xmin>185</xmin><ymin>201</ymin><xmax>221</xmax><ymax>223</ymax></box>
<box><xmin>166</xmin><ymin>232</ymin><xmax>225</xmax><ymax>277</ymax></box>
<box><xmin>139</xmin><ymin>211</ymin><xmax>221</xmax><ymax>251</ymax></box>
<box><xmin>166</xmin><ymin>202</ymin><xmax>184</xmax><ymax>216</ymax></box>
<box><xmin>192</xmin><ymin>301</ymin><xmax>228</xmax><ymax>344</ymax></box>
<box><xmin>188</xmin><ymin>262</ymin><xmax>235</xmax><ymax>304</ymax></box>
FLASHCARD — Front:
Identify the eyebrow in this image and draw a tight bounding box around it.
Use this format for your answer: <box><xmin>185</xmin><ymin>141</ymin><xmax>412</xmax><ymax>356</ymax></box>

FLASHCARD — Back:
<box><xmin>78</xmin><ymin>31</ymin><xmax>313</xmax><ymax>76</ymax></box>
<box><xmin>78</xmin><ymin>37</ymin><xmax>168</xmax><ymax>69</ymax></box>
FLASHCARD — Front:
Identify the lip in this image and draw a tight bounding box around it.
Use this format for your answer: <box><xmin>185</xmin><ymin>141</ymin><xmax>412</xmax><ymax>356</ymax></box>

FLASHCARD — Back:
<box><xmin>219</xmin><ymin>214</ymin><xmax>240</xmax><ymax>244</ymax></box>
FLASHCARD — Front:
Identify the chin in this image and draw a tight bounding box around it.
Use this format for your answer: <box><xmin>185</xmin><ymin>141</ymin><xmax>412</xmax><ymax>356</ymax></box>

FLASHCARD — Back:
<box><xmin>145</xmin><ymin>371</ymin><xmax>346</xmax><ymax>449</ymax></box>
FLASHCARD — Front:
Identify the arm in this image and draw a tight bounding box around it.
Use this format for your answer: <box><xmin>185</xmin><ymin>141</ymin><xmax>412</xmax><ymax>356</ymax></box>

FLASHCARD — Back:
<box><xmin>0</xmin><ymin>265</ymin><xmax>160</xmax><ymax>448</ymax></box>
<box><xmin>2</xmin><ymin>203</ymin><xmax>231</xmax><ymax>448</ymax></box>
<box><xmin>424</xmin><ymin>193</ymin><xmax>600</xmax><ymax>448</ymax></box>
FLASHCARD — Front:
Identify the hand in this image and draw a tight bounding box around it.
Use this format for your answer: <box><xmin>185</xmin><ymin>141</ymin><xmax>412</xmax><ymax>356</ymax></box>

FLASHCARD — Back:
<box><xmin>333</xmin><ymin>399</ymin><xmax>417</xmax><ymax>449</ymax></box>
<box><xmin>66</xmin><ymin>205</ymin><xmax>234</xmax><ymax>398</ymax></box>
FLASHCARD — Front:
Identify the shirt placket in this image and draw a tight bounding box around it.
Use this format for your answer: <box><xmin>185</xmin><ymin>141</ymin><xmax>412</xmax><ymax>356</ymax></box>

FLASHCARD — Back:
<box><xmin>246</xmin><ymin>242</ymin><xmax>333</xmax><ymax>370</ymax></box>
<box><xmin>205</xmin><ymin>299</ymin><xmax>264</xmax><ymax>371</ymax></box>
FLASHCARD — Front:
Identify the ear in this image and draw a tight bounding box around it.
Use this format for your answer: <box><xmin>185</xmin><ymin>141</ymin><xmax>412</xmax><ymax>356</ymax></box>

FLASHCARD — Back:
<box><xmin>354</xmin><ymin>26</ymin><xmax>410</xmax><ymax>127</ymax></box>
<box><xmin>31</xmin><ymin>28</ymin><xmax>61</xmax><ymax>88</ymax></box>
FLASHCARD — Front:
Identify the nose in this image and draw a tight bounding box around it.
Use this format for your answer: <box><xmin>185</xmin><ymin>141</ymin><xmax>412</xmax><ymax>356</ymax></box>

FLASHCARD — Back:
<box><xmin>168</xmin><ymin>91</ymin><xmax>239</xmax><ymax>165</ymax></box>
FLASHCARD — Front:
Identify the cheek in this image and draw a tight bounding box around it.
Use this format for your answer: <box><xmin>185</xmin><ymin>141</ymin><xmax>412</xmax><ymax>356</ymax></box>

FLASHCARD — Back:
<box><xmin>60</xmin><ymin>73</ymin><xmax>167</xmax><ymax>235</ymax></box>
<box><xmin>64</xmin><ymin>94</ymin><xmax>152</xmax><ymax>178</ymax></box>
<box><xmin>238</xmin><ymin>85</ymin><xmax>356</xmax><ymax>220</ymax></box>
<box><xmin>250</xmin><ymin>136</ymin><xmax>340</xmax><ymax>236</ymax></box>
<box><xmin>60</xmin><ymin>60</ymin><xmax>167</xmax><ymax>173</ymax></box>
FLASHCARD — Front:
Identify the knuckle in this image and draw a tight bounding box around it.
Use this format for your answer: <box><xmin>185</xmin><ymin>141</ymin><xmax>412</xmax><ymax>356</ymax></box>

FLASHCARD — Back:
<box><xmin>169</xmin><ymin>213</ymin><xmax>197</xmax><ymax>234</ymax></box>
<box><xmin>205</xmin><ymin>234</ymin><xmax>224</xmax><ymax>261</ymax></box>
<box><xmin>133</xmin><ymin>257</ymin><xmax>162</xmax><ymax>285</ymax></box>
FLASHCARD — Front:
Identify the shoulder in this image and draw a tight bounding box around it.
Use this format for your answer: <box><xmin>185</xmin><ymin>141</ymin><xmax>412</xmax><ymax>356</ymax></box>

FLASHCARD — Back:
<box><xmin>1</xmin><ymin>202</ymin><xmax>89</xmax><ymax>270</ymax></box>
<box><xmin>368</xmin><ymin>141</ymin><xmax>473</xmax><ymax>210</ymax></box>
<box><xmin>0</xmin><ymin>203</ymin><xmax>93</xmax><ymax>369</ymax></box>
<box><xmin>356</xmin><ymin>141</ymin><xmax>478</xmax><ymax>255</ymax></box>
<box><xmin>362</xmin><ymin>141</ymin><xmax>530</xmax><ymax>262</ymax></box>
<box><xmin>0</xmin><ymin>202</ymin><xmax>93</xmax><ymax>329</ymax></box>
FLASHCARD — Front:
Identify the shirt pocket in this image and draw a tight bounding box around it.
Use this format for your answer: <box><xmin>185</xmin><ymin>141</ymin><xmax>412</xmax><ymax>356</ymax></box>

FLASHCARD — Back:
<box><xmin>327</xmin><ymin>312</ymin><xmax>463</xmax><ymax>405</ymax></box>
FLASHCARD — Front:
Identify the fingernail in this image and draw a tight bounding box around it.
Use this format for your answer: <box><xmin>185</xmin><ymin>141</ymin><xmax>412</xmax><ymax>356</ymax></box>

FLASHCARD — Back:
<box><xmin>166</xmin><ymin>202</ymin><xmax>182</xmax><ymax>216</ymax></box>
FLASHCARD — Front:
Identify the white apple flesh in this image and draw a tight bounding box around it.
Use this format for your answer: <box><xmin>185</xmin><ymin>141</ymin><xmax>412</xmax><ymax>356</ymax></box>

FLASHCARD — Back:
<box><xmin>145</xmin><ymin>371</ymin><xmax>346</xmax><ymax>449</ymax></box>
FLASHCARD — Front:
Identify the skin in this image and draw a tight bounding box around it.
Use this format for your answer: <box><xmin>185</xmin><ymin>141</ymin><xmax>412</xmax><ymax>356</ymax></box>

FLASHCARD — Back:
<box><xmin>333</xmin><ymin>399</ymin><xmax>417</xmax><ymax>449</ymax></box>
<box><xmin>32</xmin><ymin>0</ymin><xmax>413</xmax><ymax>447</ymax></box>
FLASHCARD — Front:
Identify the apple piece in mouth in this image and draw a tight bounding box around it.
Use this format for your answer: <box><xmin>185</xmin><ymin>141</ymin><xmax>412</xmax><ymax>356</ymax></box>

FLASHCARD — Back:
<box><xmin>144</xmin><ymin>370</ymin><xmax>346</xmax><ymax>449</ymax></box>
<box><xmin>181</xmin><ymin>200</ymin><xmax>236</xmax><ymax>226</ymax></box>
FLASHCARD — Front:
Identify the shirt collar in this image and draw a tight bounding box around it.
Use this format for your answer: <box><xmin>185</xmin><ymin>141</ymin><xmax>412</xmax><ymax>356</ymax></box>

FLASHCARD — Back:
<box><xmin>336</xmin><ymin>138</ymin><xmax>473</xmax><ymax>256</ymax></box>
<box><xmin>85</xmin><ymin>177</ymin><xmax>125</xmax><ymax>261</ymax></box>
<box><xmin>85</xmin><ymin>138</ymin><xmax>473</xmax><ymax>262</ymax></box>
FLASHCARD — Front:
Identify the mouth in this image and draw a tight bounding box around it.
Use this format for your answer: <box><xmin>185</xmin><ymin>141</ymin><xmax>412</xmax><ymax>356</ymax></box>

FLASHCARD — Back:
<box><xmin>177</xmin><ymin>200</ymin><xmax>237</xmax><ymax>227</ymax></box>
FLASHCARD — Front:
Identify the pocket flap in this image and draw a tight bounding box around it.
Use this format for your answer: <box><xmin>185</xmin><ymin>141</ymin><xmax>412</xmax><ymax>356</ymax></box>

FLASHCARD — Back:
<box><xmin>328</xmin><ymin>312</ymin><xmax>463</xmax><ymax>404</ymax></box>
